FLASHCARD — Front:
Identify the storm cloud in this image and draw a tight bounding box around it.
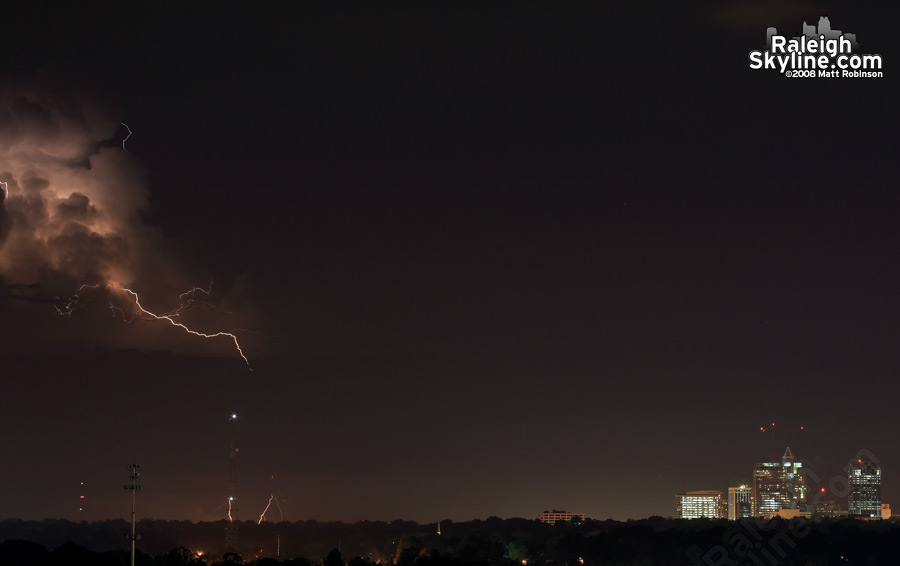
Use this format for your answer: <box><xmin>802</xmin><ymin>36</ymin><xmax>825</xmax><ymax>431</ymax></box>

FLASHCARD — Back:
<box><xmin>0</xmin><ymin>75</ymin><xmax>147</xmax><ymax>291</ymax></box>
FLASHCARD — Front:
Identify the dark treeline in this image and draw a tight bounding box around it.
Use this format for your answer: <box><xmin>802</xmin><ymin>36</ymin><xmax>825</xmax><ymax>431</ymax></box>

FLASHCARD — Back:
<box><xmin>3</xmin><ymin>516</ymin><xmax>900</xmax><ymax>565</ymax></box>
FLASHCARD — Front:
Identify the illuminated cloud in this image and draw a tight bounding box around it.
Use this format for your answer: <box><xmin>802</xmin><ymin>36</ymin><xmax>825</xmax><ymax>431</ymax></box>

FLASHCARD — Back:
<box><xmin>0</xmin><ymin>74</ymin><xmax>257</xmax><ymax>363</ymax></box>
<box><xmin>0</xmin><ymin>74</ymin><xmax>145</xmax><ymax>290</ymax></box>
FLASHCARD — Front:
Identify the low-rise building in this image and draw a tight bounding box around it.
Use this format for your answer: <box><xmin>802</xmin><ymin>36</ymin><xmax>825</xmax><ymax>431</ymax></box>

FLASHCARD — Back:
<box><xmin>537</xmin><ymin>510</ymin><xmax>585</xmax><ymax>524</ymax></box>
<box><xmin>676</xmin><ymin>491</ymin><xmax>726</xmax><ymax>519</ymax></box>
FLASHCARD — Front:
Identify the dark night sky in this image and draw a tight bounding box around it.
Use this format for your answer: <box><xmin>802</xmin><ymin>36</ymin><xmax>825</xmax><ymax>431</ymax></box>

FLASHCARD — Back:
<box><xmin>1</xmin><ymin>3</ymin><xmax>898</xmax><ymax>523</ymax></box>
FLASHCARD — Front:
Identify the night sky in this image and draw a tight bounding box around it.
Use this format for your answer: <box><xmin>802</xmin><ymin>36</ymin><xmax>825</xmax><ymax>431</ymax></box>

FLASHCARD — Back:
<box><xmin>1</xmin><ymin>3</ymin><xmax>898</xmax><ymax>524</ymax></box>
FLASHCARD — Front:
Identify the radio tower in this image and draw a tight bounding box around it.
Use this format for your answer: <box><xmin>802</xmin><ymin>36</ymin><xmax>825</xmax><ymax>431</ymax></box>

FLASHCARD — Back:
<box><xmin>124</xmin><ymin>463</ymin><xmax>142</xmax><ymax>566</ymax></box>
<box><xmin>225</xmin><ymin>413</ymin><xmax>239</xmax><ymax>550</ymax></box>
<box><xmin>78</xmin><ymin>481</ymin><xmax>86</xmax><ymax>520</ymax></box>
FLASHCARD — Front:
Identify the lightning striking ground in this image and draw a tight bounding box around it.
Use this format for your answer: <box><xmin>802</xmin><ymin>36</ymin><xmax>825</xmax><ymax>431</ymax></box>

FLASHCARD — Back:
<box><xmin>258</xmin><ymin>493</ymin><xmax>284</xmax><ymax>524</ymax></box>
<box><xmin>258</xmin><ymin>473</ymin><xmax>285</xmax><ymax>524</ymax></box>
<box><xmin>258</xmin><ymin>495</ymin><xmax>275</xmax><ymax>524</ymax></box>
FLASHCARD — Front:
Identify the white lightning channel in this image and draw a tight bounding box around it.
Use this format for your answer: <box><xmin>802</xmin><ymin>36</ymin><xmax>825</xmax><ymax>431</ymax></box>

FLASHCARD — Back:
<box><xmin>121</xmin><ymin>122</ymin><xmax>133</xmax><ymax>150</ymax></box>
<box><xmin>117</xmin><ymin>284</ymin><xmax>252</xmax><ymax>370</ymax></box>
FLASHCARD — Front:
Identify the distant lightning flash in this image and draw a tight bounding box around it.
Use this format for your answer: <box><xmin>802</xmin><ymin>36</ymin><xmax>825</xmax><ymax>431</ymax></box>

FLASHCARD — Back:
<box><xmin>258</xmin><ymin>493</ymin><xmax>284</xmax><ymax>524</ymax></box>
<box><xmin>2</xmin><ymin>85</ymin><xmax>255</xmax><ymax>372</ymax></box>
<box><xmin>273</xmin><ymin>495</ymin><xmax>283</xmax><ymax>521</ymax></box>
<box><xmin>55</xmin><ymin>283</ymin><xmax>101</xmax><ymax>317</ymax></box>
<box><xmin>258</xmin><ymin>495</ymin><xmax>275</xmax><ymax>524</ymax></box>
<box><xmin>121</xmin><ymin>123</ymin><xmax>133</xmax><ymax>150</ymax></box>
<box><xmin>258</xmin><ymin>473</ymin><xmax>285</xmax><ymax>524</ymax></box>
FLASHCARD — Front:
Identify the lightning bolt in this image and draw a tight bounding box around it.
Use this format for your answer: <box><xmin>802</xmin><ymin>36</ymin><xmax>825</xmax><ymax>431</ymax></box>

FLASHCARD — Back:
<box><xmin>258</xmin><ymin>495</ymin><xmax>274</xmax><ymax>524</ymax></box>
<box><xmin>258</xmin><ymin>493</ymin><xmax>284</xmax><ymax>524</ymax></box>
<box><xmin>55</xmin><ymin>283</ymin><xmax>101</xmax><ymax>317</ymax></box>
<box><xmin>162</xmin><ymin>281</ymin><xmax>234</xmax><ymax>318</ymax></box>
<box><xmin>227</xmin><ymin>497</ymin><xmax>234</xmax><ymax>522</ymax></box>
<box><xmin>53</xmin><ymin>281</ymin><xmax>252</xmax><ymax>370</ymax></box>
<box><xmin>121</xmin><ymin>123</ymin><xmax>133</xmax><ymax>150</ymax></box>
<box><xmin>118</xmin><ymin>284</ymin><xmax>251</xmax><ymax>370</ymax></box>
<box><xmin>273</xmin><ymin>495</ymin><xmax>283</xmax><ymax>521</ymax></box>
<box><xmin>0</xmin><ymin>180</ymin><xmax>7</xmax><ymax>199</ymax></box>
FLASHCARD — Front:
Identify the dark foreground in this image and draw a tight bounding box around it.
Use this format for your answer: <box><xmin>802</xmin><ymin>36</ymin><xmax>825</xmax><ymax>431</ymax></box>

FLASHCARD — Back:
<box><xmin>2</xmin><ymin>516</ymin><xmax>899</xmax><ymax>566</ymax></box>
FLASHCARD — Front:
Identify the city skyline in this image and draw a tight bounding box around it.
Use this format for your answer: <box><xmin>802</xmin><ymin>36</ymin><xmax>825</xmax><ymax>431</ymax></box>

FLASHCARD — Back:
<box><xmin>676</xmin><ymin>445</ymin><xmax>886</xmax><ymax>521</ymax></box>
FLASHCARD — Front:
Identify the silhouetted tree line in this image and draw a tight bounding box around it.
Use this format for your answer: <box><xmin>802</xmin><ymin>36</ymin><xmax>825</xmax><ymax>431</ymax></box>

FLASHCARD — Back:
<box><xmin>3</xmin><ymin>516</ymin><xmax>900</xmax><ymax>565</ymax></box>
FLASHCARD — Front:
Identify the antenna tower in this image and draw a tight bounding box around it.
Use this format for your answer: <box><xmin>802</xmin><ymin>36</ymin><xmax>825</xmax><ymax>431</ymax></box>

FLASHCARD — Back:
<box><xmin>124</xmin><ymin>463</ymin><xmax>142</xmax><ymax>566</ymax></box>
<box><xmin>225</xmin><ymin>413</ymin><xmax>239</xmax><ymax>549</ymax></box>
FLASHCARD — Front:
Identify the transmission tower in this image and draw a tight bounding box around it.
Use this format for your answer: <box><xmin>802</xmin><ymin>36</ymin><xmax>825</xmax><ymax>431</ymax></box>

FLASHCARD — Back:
<box><xmin>225</xmin><ymin>413</ymin><xmax>239</xmax><ymax>550</ymax></box>
<box><xmin>124</xmin><ymin>463</ymin><xmax>142</xmax><ymax>566</ymax></box>
<box><xmin>78</xmin><ymin>481</ymin><xmax>86</xmax><ymax>520</ymax></box>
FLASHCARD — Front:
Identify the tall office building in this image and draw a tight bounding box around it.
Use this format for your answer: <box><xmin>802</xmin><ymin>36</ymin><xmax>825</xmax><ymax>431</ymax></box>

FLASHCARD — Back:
<box><xmin>676</xmin><ymin>491</ymin><xmax>726</xmax><ymax>519</ymax></box>
<box><xmin>753</xmin><ymin>447</ymin><xmax>807</xmax><ymax>516</ymax></box>
<box><xmin>728</xmin><ymin>485</ymin><xmax>753</xmax><ymax>520</ymax></box>
<box><xmin>848</xmin><ymin>459</ymin><xmax>881</xmax><ymax>518</ymax></box>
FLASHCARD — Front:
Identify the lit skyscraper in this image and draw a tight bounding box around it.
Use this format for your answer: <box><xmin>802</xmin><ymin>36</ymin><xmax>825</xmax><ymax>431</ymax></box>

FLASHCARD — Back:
<box><xmin>848</xmin><ymin>459</ymin><xmax>881</xmax><ymax>518</ymax></box>
<box><xmin>753</xmin><ymin>447</ymin><xmax>807</xmax><ymax>516</ymax></box>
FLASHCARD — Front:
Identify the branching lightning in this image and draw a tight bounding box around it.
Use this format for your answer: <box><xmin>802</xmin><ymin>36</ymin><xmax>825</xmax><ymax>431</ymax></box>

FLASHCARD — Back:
<box><xmin>55</xmin><ymin>283</ymin><xmax>101</xmax><ymax>317</ymax></box>
<box><xmin>119</xmin><ymin>285</ymin><xmax>251</xmax><ymax>370</ymax></box>
<box><xmin>273</xmin><ymin>496</ymin><xmax>283</xmax><ymax>521</ymax></box>
<box><xmin>121</xmin><ymin>122</ymin><xmax>133</xmax><ymax>150</ymax></box>
<box><xmin>53</xmin><ymin>281</ymin><xmax>252</xmax><ymax>370</ymax></box>
<box><xmin>162</xmin><ymin>281</ymin><xmax>234</xmax><ymax>319</ymax></box>
<box><xmin>1</xmin><ymin>82</ymin><xmax>257</xmax><ymax>373</ymax></box>
<box><xmin>258</xmin><ymin>473</ymin><xmax>285</xmax><ymax>524</ymax></box>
